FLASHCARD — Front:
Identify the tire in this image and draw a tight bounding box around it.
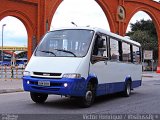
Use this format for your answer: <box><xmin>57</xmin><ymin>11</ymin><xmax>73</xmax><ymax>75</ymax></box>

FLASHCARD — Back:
<box><xmin>80</xmin><ymin>82</ymin><xmax>96</xmax><ymax>108</ymax></box>
<box><xmin>122</xmin><ymin>81</ymin><xmax>131</xmax><ymax>97</ymax></box>
<box><xmin>30</xmin><ymin>92</ymin><xmax>48</xmax><ymax>103</ymax></box>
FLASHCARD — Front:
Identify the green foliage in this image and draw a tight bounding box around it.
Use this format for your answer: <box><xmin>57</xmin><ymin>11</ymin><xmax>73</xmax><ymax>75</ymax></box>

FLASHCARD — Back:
<box><xmin>126</xmin><ymin>19</ymin><xmax>158</xmax><ymax>60</ymax></box>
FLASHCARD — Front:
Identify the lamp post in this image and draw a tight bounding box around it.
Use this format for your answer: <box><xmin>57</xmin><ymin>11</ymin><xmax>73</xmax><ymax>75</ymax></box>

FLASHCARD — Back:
<box><xmin>71</xmin><ymin>22</ymin><xmax>77</xmax><ymax>27</ymax></box>
<box><xmin>1</xmin><ymin>24</ymin><xmax>6</xmax><ymax>77</ymax></box>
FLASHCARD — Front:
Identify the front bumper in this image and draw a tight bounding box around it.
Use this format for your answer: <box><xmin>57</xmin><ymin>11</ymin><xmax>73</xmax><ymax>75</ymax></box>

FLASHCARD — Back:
<box><xmin>23</xmin><ymin>76</ymin><xmax>87</xmax><ymax>96</ymax></box>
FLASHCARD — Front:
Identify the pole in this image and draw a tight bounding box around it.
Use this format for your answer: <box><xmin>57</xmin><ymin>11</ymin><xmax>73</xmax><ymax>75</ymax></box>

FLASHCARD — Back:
<box><xmin>142</xmin><ymin>50</ymin><xmax>145</xmax><ymax>72</ymax></box>
<box><xmin>152</xmin><ymin>59</ymin><xmax>154</xmax><ymax>72</ymax></box>
<box><xmin>1</xmin><ymin>24</ymin><xmax>6</xmax><ymax>79</ymax></box>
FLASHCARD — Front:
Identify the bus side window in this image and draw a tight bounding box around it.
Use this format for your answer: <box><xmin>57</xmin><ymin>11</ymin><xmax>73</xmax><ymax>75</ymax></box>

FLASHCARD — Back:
<box><xmin>92</xmin><ymin>35</ymin><xmax>108</xmax><ymax>63</ymax></box>
<box><xmin>133</xmin><ymin>45</ymin><xmax>141</xmax><ymax>64</ymax></box>
<box><xmin>110</xmin><ymin>38</ymin><xmax>119</xmax><ymax>61</ymax></box>
<box><xmin>122</xmin><ymin>42</ymin><xmax>131</xmax><ymax>62</ymax></box>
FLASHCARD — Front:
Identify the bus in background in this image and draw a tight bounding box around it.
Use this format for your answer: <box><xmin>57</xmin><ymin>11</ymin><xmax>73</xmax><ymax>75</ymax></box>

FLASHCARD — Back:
<box><xmin>23</xmin><ymin>27</ymin><xmax>142</xmax><ymax>107</ymax></box>
<box><xmin>16</xmin><ymin>58</ymin><xmax>27</xmax><ymax>65</ymax></box>
<box><xmin>16</xmin><ymin>58</ymin><xmax>27</xmax><ymax>68</ymax></box>
<box><xmin>0</xmin><ymin>60</ymin><xmax>11</xmax><ymax>66</ymax></box>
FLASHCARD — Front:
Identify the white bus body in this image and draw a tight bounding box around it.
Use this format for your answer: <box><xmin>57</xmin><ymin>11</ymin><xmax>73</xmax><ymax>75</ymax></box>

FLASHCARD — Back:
<box><xmin>23</xmin><ymin>27</ymin><xmax>142</xmax><ymax>107</ymax></box>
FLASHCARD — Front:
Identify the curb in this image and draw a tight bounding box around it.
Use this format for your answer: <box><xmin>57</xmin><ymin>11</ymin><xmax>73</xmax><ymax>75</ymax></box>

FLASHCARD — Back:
<box><xmin>0</xmin><ymin>89</ymin><xmax>23</xmax><ymax>94</ymax></box>
<box><xmin>142</xmin><ymin>75</ymin><xmax>153</xmax><ymax>78</ymax></box>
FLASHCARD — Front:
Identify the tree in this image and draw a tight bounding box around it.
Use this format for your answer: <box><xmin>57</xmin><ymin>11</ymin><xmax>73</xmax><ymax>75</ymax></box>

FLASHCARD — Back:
<box><xmin>126</xmin><ymin>19</ymin><xmax>158</xmax><ymax>60</ymax></box>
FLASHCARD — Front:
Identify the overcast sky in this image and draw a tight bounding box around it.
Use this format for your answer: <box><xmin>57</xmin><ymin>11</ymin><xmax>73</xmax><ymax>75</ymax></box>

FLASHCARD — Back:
<box><xmin>0</xmin><ymin>0</ymin><xmax>159</xmax><ymax>47</ymax></box>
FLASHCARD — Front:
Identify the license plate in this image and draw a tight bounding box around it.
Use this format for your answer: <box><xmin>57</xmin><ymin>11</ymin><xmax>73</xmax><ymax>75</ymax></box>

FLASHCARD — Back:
<box><xmin>38</xmin><ymin>81</ymin><xmax>50</xmax><ymax>86</ymax></box>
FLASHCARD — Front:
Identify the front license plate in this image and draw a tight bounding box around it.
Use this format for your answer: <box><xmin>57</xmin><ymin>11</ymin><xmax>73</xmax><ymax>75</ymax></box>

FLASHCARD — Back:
<box><xmin>38</xmin><ymin>81</ymin><xmax>50</xmax><ymax>86</ymax></box>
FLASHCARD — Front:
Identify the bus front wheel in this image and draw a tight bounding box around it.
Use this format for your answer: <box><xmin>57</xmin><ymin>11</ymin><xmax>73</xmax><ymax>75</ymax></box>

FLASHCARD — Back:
<box><xmin>30</xmin><ymin>92</ymin><xmax>48</xmax><ymax>103</ymax></box>
<box><xmin>80</xmin><ymin>82</ymin><xmax>96</xmax><ymax>108</ymax></box>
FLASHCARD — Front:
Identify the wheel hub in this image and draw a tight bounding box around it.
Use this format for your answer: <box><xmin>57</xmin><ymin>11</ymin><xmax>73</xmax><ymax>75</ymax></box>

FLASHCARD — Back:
<box><xmin>85</xmin><ymin>91</ymin><xmax>93</xmax><ymax>102</ymax></box>
<box><xmin>127</xmin><ymin>84</ymin><xmax>131</xmax><ymax>95</ymax></box>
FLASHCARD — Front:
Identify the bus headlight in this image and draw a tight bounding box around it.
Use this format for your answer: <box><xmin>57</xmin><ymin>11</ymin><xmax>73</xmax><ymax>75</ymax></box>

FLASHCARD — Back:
<box><xmin>63</xmin><ymin>73</ymin><xmax>81</xmax><ymax>79</ymax></box>
<box><xmin>23</xmin><ymin>71</ymin><xmax>30</xmax><ymax>76</ymax></box>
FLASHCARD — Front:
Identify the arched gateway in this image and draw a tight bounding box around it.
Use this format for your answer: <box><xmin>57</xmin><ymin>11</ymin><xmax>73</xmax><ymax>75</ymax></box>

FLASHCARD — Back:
<box><xmin>0</xmin><ymin>0</ymin><xmax>160</xmax><ymax>71</ymax></box>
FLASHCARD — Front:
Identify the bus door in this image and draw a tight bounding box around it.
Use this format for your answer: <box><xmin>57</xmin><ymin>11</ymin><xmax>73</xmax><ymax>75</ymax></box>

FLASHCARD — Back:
<box><xmin>90</xmin><ymin>34</ymin><xmax>109</xmax><ymax>95</ymax></box>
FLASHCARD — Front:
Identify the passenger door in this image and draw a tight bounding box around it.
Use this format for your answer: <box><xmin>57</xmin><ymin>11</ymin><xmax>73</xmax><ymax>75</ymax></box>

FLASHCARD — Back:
<box><xmin>90</xmin><ymin>34</ymin><xmax>108</xmax><ymax>95</ymax></box>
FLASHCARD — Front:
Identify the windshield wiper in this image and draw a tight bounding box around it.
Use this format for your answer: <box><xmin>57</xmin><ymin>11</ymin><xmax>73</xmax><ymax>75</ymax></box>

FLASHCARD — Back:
<box><xmin>54</xmin><ymin>49</ymin><xmax>77</xmax><ymax>57</ymax></box>
<box><xmin>39</xmin><ymin>50</ymin><xmax>56</xmax><ymax>56</ymax></box>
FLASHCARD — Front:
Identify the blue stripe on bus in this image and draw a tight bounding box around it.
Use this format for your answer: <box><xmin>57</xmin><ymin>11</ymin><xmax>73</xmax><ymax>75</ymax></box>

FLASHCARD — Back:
<box><xmin>23</xmin><ymin>76</ymin><xmax>141</xmax><ymax>97</ymax></box>
<box><xmin>96</xmin><ymin>80</ymin><xmax>141</xmax><ymax>96</ymax></box>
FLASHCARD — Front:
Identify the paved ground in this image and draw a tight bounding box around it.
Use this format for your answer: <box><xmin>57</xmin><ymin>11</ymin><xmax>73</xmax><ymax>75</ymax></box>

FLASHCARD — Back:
<box><xmin>142</xmin><ymin>71</ymin><xmax>160</xmax><ymax>80</ymax></box>
<box><xmin>0</xmin><ymin>79</ymin><xmax>23</xmax><ymax>94</ymax></box>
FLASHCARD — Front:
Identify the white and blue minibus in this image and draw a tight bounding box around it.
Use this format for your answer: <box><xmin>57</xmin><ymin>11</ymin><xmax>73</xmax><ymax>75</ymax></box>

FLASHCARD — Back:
<box><xmin>23</xmin><ymin>27</ymin><xmax>142</xmax><ymax>107</ymax></box>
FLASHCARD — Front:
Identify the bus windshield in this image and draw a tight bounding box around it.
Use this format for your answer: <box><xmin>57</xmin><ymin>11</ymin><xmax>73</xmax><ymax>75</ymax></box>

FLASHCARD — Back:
<box><xmin>35</xmin><ymin>29</ymin><xmax>94</xmax><ymax>57</ymax></box>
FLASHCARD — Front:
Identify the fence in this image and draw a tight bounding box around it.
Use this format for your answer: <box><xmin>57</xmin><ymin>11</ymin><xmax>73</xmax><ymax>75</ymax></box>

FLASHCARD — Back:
<box><xmin>0</xmin><ymin>66</ymin><xmax>25</xmax><ymax>80</ymax></box>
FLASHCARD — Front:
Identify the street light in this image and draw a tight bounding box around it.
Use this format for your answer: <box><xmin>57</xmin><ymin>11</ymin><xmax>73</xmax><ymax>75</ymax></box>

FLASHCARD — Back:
<box><xmin>71</xmin><ymin>22</ymin><xmax>77</xmax><ymax>27</ymax></box>
<box><xmin>1</xmin><ymin>24</ymin><xmax>6</xmax><ymax>78</ymax></box>
<box><xmin>1</xmin><ymin>24</ymin><xmax>6</xmax><ymax>65</ymax></box>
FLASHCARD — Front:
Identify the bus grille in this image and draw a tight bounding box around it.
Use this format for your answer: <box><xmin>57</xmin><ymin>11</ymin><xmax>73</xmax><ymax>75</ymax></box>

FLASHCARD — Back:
<box><xmin>33</xmin><ymin>72</ymin><xmax>61</xmax><ymax>77</ymax></box>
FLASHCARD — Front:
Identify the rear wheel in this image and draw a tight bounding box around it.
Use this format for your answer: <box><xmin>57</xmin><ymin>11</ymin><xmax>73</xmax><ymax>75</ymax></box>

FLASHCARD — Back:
<box><xmin>80</xmin><ymin>82</ymin><xmax>96</xmax><ymax>108</ymax></box>
<box><xmin>123</xmin><ymin>81</ymin><xmax>131</xmax><ymax>97</ymax></box>
<box><xmin>30</xmin><ymin>92</ymin><xmax>48</xmax><ymax>103</ymax></box>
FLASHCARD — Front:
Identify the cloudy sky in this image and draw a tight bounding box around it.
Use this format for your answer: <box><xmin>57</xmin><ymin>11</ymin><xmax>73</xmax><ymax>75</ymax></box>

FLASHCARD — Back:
<box><xmin>0</xmin><ymin>0</ymin><xmax>159</xmax><ymax>47</ymax></box>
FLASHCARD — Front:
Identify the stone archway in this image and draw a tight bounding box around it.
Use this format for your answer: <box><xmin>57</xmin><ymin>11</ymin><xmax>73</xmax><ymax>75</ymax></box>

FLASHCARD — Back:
<box><xmin>124</xmin><ymin>1</ymin><xmax>160</xmax><ymax>71</ymax></box>
<box><xmin>95</xmin><ymin>0</ymin><xmax>160</xmax><ymax>71</ymax></box>
<box><xmin>0</xmin><ymin>10</ymin><xmax>35</xmax><ymax>58</ymax></box>
<box><xmin>96</xmin><ymin>0</ymin><xmax>116</xmax><ymax>33</ymax></box>
<box><xmin>46</xmin><ymin>0</ymin><xmax>62</xmax><ymax>30</ymax></box>
<box><xmin>1</xmin><ymin>0</ymin><xmax>160</xmax><ymax>69</ymax></box>
<box><xmin>49</xmin><ymin>0</ymin><xmax>111</xmax><ymax>30</ymax></box>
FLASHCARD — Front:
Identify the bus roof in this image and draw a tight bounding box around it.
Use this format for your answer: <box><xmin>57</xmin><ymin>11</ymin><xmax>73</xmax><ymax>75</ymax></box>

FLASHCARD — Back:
<box><xmin>51</xmin><ymin>27</ymin><xmax>141</xmax><ymax>47</ymax></box>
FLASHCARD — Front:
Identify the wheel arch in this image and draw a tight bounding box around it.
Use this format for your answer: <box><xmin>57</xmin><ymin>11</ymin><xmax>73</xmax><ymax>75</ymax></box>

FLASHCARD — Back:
<box><xmin>86</xmin><ymin>75</ymin><xmax>98</xmax><ymax>88</ymax></box>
